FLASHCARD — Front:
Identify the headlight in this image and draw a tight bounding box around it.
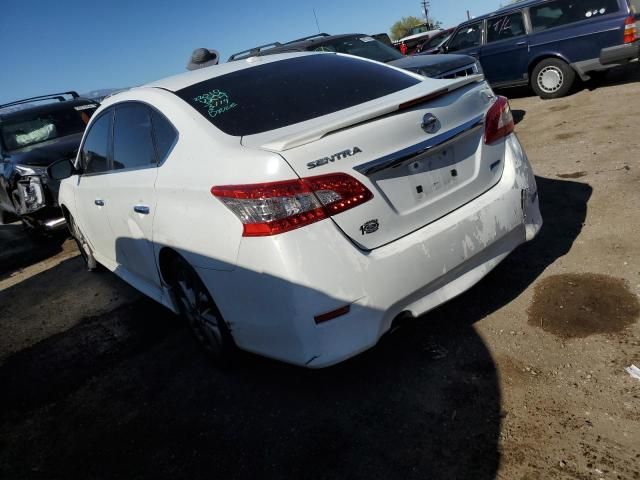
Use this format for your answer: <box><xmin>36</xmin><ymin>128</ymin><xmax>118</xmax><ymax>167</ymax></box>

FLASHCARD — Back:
<box><xmin>15</xmin><ymin>176</ymin><xmax>45</xmax><ymax>213</ymax></box>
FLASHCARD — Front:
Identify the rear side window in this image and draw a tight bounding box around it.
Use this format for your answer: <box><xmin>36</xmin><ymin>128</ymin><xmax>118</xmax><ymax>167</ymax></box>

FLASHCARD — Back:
<box><xmin>447</xmin><ymin>22</ymin><xmax>484</xmax><ymax>52</ymax></box>
<box><xmin>112</xmin><ymin>103</ymin><xmax>156</xmax><ymax>170</ymax></box>
<box><xmin>530</xmin><ymin>0</ymin><xmax>620</xmax><ymax>32</ymax></box>
<box><xmin>150</xmin><ymin>110</ymin><xmax>177</xmax><ymax>162</ymax></box>
<box><xmin>82</xmin><ymin>111</ymin><xmax>112</xmax><ymax>175</ymax></box>
<box><xmin>487</xmin><ymin>12</ymin><xmax>526</xmax><ymax>42</ymax></box>
<box><xmin>175</xmin><ymin>54</ymin><xmax>420</xmax><ymax>136</ymax></box>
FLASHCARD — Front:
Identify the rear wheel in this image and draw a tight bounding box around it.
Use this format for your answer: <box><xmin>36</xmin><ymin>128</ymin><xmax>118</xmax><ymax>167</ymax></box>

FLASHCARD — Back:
<box><xmin>531</xmin><ymin>58</ymin><xmax>576</xmax><ymax>99</ymax></box>
<box><xmin>169</xmin><ymin>256</ymin><xmax>235</xmax><ymax>360</ymax></box>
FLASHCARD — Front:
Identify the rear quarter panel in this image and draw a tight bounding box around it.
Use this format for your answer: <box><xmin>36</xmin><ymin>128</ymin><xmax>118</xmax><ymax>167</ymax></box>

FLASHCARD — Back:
<box><xmin>146</xmin><ymin>89</ymin><xmax>300</xmax><ymax>273</ymax></box>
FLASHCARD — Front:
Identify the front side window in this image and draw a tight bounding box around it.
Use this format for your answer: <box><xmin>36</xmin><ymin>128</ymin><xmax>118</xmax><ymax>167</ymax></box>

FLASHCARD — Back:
<box><xmin>175</xmin><ymin>54</ymin><xmax>420</xmax><ymax>136</ymax></box>
<box><xmin>112</xmin><ymin>104</ymin><xmax>156</xmax><ymax>170</ymax></box>
<box><xmin>487</xmin><ymin>12</ymin><xmax>526</xmax><ymax>42</ymax></box>
<box><xmin>530</xmin><ymin>0</ymin><xmax>620</xmax><ymax>32</ymax></box>
<box><xmin>447</xmin><ymin>22</ymin><xmax>484</xmax><ymax>51</ymax></box>
<box><xmin>82</xmin><ymin>111</ymin><xmax>111</xmax><ymax>175</ymax></box>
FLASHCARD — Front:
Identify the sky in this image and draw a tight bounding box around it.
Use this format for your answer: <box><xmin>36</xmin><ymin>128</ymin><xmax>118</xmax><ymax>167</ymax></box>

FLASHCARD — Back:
<box><xmin>1</xmin><ymin>0</ymin><xmax>504</xmax><ymax>104</ymax></box>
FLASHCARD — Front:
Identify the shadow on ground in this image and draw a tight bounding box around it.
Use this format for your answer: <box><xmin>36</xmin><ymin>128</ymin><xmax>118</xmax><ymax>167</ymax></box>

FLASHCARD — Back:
<box><xmin>0</xmin><ymin>223</ymin><xmax>69</xmax><ymax>280</ymax></box>
<box><xmin>496</xmin><ymin>62</ymin><xmax>640</xmax><ymax>100</ymax></box>
<box><xmin>0</xmin><ymin>176</ymin><xmax>591</xmax><ymax>480</ymax></box>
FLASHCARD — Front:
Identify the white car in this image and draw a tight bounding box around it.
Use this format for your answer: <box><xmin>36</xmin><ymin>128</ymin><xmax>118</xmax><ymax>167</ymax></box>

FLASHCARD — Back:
<box><xmin>50</xmin><ymin>52</ymin><xmax>542</xmax><ymax>368</ymax></box>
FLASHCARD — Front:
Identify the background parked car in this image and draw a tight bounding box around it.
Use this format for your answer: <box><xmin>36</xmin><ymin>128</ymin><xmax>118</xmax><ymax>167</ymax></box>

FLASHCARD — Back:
<box><xmin>394</xmin><ymin>24</ymin><xmax>443</xmax><ymax>55</ymax></box>
<box><xmin>0</xmin><ymin>92</ymin><xmax>98</xmax><ymax>231</ymax></box>
<box><xmin>228</xmin><ymin>33</ymin><xmax>482</xmax><ymax>81</ymax></box>
<box><xmin>443</xmin><ymin>0</ymin><xmax>639</xmax><ymax>98</ymax></box>
<box><xmin>415</xmin><ymin>28</ymin><xmax>454</xmax><ymax>54</ymax></box>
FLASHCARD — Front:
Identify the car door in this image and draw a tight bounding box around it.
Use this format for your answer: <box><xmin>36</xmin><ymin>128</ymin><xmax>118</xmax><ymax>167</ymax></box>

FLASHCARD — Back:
<box><xmin>105</xmin><ymin>102</ymin><xmax>164</xmax><ymax>290</ymax></box>
<box><xmin>445</xmin><ymin>20</ymin><xmax>485</xmax><ymax>59</ymax></box>
<box><xmin>74</xmin><ymin>110</ymin><xmax>118</xmax><ymax>265</ymax></box>
<box><xmin>481</xmin><ymin>11</ymin><xmax>530</xmax><ymax>85</ymax></box>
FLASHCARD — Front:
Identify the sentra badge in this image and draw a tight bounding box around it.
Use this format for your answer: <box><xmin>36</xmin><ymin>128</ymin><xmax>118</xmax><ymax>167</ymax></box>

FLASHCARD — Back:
<box><xmin>307</xmin><ymin>147</ymin><xmax>362</xmax><ymax>170</ymax></box>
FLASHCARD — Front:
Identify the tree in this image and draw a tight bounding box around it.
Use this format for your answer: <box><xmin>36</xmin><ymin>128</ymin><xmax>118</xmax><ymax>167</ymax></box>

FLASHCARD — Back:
<box><xmin>390</xmin><ymin>16</ymin><xmax>424</xmax><ymax>41</ymax></box>
<box><xmin>390</xmin><ymin>16</ymin><xmax>443</xmax><ymax>41</ymax></box>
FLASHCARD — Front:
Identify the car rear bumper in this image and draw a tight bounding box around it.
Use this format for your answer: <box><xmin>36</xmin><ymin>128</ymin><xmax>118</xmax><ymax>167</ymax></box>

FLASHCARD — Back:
<box><xmin>573</xmin><ymin>41</ymin><xmax>640</xmax><ymax>78</ymax></box>
<box><xmin>197</xmin><ymin>134</ymin><xmax>542</xmax><ymax>368</ymax></box>
<box><xmin>600</xmin><ymin>41</ymin><xmax>640</xmax><ymax>65</ymax></box>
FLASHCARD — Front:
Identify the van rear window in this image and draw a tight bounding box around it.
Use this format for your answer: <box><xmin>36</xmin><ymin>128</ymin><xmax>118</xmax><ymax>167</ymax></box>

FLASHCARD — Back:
<box><xmin>175</xmin><ymin>54</ymin><xmax>420</xmax><ymax>137</ymax></box>
<box><xmin>530</xmin><ymin>0</ymin><xmax>620</xmax><ymax>32</ymax></box>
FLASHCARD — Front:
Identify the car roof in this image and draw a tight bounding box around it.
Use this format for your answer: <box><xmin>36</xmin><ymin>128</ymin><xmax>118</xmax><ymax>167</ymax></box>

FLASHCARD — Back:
<box><xmin>139</xmin><ymin>52</ymin><xmax>321</xmax><ymax>94</ymax></box>
<box><xmin>458</xmin><ymin>0</ymin><xmax>542</xmax><ymax>25</ymax></box>
<box><xmin>0</xmin><ymin>98</ymin><xmax>98</xmax><ymax>123</ymax></box>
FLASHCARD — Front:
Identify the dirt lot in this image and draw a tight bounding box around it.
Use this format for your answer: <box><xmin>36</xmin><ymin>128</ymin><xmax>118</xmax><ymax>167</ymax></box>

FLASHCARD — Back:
<box><xmin>1</xmin><ymin>66</ymin><xmax>639</xmax><ymax>480</ymax></box>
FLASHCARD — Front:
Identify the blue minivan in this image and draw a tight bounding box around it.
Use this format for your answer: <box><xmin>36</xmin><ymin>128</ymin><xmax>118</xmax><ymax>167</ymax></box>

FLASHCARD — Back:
<box><xmin>444</xmin><ymin>0</ymin><xmax>639</xmax><ymax>98</ymax></box>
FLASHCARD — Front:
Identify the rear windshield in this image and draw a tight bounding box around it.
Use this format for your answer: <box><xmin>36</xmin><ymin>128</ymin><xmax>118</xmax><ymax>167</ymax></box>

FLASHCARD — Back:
<box><xmin>314</xmin><ymin>36</ymin><xmax>404</xmax><ymax>63</ymax></box>
<box><xmin>1</xmin><ymin>105</ymin><xmax>96</xmax><ymax>151</ymax></box>
<box><xmin>175</xmin><ymin>54</ymin><xmax>420</xmax><ymax>137</ymax></box>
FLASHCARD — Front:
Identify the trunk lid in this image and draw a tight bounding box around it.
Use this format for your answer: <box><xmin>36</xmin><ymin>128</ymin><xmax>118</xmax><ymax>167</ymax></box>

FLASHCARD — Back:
<box><xmin>242</xmin><ymin>78</ymin><xmax>505</xmax><ymax>250</ymax></box>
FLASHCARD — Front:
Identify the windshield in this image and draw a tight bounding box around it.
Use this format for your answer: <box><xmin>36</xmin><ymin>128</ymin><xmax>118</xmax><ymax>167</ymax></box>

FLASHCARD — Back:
<box><xmin>1</xmin><ymin>105</ymin><xmax>96</xmax><ymax>151</ymax></box>
<box><xmin>313</xmin><ymin>36</ymin><xmax>403</xmax><ymax>63</ymax></box>
<box><xmin>175</xmin><ymin>54</ymin><xmax>419</xmax><ymax>137</ymax></box>
<box><xmin>408</xmin><ymin>25</ymin><xmax>429</xmax><ymax>35</ymax></box>
<box><xmin>423</xmin><ymin>33</ymin><xmax>450</xmax><ymax>49</ymax></box>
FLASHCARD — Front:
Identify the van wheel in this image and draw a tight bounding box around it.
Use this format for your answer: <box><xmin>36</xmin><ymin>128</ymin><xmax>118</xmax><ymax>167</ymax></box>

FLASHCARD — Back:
<box><xmin>531</xmin><ymin>58</ymin><xmax>576</xmax><ymax>99</ymax></box>
<box><xmin>68</xmin><ymin>214</ymin><xmax>98</xmax><ymax>271</ymax></box>
<box><xmin>169</xmin><ymin>256</ymin><xmax>235</xmax><ymax>361</ymax></box>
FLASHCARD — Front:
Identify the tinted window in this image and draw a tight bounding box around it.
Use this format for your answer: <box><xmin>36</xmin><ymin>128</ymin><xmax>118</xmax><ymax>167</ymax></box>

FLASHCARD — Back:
<box><xmin>150</xmin><ymin>109</ymin><xmax>177</xmax><ymax>161</ymax></box>
<box><xmin>447</xmin><ymin>22</ymin><xmax>484</xmax><ymax>51</ymax></box>
<box><xmin>313</xmin><ymin>36</ymin><xmax>403</xmax><ymax>63</ymax></box>
<box><xmin>82</xmin><ymin>111</ymin><xmax>111</xmax><ymax>175</ymax></box>
<box><xmin>487</xmin><ymin>12</ymin><xmax>526</xmax><ymax>42</ymax></box>
<box><xmin>175</xmin><ymin>54</ymin><xmax>420</xmax><ymax>136</ymax></box>
<box><xmin>1</xmin><ymin>105</ymin><xmax>96</xmax><ymax>152</ymax></box>
<box><xmin>112</xmin><ymin>104</ymin><xmax>156</xmax><ymax>170</ymax></box>
<box><xmin>530</xmin><ymin>0</ymin><xmax>620</xmax><ymax>32</ymax></box>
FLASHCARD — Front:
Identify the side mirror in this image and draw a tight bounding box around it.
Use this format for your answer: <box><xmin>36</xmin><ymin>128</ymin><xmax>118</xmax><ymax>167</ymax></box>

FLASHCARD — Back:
<box><xmin>48</xmin><ymin>158</ymin><xmax>77</xmax><ymax>181</ymax></box>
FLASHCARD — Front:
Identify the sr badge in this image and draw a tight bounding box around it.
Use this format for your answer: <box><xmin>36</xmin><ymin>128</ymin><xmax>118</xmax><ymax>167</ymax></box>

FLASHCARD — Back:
<box><xmin>360</xmin><ymin>219</ymin><xmax>379</xmax><ymax>235</ymax></box>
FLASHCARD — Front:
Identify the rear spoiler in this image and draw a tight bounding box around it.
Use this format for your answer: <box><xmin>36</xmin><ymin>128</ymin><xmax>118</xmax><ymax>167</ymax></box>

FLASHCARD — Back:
<box><xmin>0</xmin><ymin>91</ymin><xmax>80</xmax><ymax>109</ymax></box>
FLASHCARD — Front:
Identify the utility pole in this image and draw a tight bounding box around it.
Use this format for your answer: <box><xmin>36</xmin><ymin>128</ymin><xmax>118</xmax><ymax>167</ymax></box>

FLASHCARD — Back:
<box><xmin>421</xmin><ymin>0</ymin><xmax>430</xmax><ymax>27</ymax></box>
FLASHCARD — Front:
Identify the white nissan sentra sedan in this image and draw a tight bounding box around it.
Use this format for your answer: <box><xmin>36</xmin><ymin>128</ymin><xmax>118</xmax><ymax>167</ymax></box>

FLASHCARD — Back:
<box><xmin>50</xmin><ymin>52</ymin><xmax>542</xmax><ymax>368</ymax></box>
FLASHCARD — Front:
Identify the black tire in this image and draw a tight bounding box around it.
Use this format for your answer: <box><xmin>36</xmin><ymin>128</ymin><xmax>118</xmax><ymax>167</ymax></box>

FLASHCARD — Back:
<box><xmin>531</xmin><ymin>58</ymin><xmax>576</xmax><ymax>99</ymax></box>
<box><xmin>67</xmin><ymin>214</ymin><xmax>98</xmax><ymax>271</ymax></box>
<box><xmin>169</xmin><ymin>256</ymin><xmax>235</xmax><ymax>361</ymax></box>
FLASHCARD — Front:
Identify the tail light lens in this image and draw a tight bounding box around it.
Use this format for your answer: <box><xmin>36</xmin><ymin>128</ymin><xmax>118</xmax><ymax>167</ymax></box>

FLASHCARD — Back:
<box><xmin>484</xmin><ymin>96</ymin><xmax>515</xmax><ymax>145</ymax></box>
<box><xmin>624</xmin><ymin>15</ymin><xmax>637</xmax><ymax>44</ymax></box>
<box><xmin>212</xmin><ymin>173</ymin><xmax>373</xmax><ymax>237</ymax></box>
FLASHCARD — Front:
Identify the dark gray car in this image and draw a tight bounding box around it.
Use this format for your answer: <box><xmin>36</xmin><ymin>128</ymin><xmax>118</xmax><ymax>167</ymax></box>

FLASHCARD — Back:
<box><xmin>228</xmin><ymin>33</ymin><xmax>481</xmax><ymax>80</ymax></box>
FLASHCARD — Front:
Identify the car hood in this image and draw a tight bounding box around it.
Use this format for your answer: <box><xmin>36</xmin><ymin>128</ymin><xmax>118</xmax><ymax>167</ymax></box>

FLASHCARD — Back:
<box><xmin>388</xmin><ymin>54</ymin><xmax>476</xmax><ymax>77</ymax></box>
<box><xmin>6</xmin><ymin>133</ymin><xmax>83</xmax><ymax>167</ymax></box>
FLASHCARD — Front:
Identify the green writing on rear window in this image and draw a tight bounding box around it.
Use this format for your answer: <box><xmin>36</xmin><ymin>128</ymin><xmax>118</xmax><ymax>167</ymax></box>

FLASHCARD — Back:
<box><xmin>194</xmin><ymin>89</ymin><xmax>237</xmax><ymax>118</ymax></box>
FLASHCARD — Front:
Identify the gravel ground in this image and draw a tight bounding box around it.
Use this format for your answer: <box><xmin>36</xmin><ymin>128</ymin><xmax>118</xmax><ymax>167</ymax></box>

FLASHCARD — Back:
<box><xmin>1</xmin><ymin>65</ymin><xmax>639</xmax><ymax>480</ymax></box>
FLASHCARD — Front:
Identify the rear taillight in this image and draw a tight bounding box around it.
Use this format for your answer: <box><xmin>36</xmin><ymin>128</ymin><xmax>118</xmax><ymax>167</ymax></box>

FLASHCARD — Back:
<box><xmin>624</xmin><ymin>15</ymin><xmax>637</xmax><ymax>44</ymax></box>
<box><xmin>484</xmin><ymin>96</ymin><xmax>515</xmax><ymax>145</ymax></box>
<box><xmin>212</xmin><ymin>173</ymin><xmax>373</xmax><ymax>237</ymax></box>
